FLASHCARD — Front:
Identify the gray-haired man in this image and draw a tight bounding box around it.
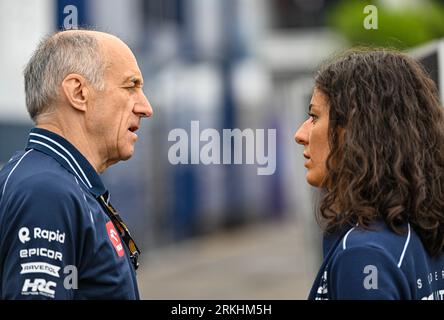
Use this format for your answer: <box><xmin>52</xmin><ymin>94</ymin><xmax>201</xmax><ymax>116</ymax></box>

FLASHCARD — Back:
<box><xmin>0</xmin><ymin>30</ymin><xmax>152</xmax><ymax>299</ymax></box>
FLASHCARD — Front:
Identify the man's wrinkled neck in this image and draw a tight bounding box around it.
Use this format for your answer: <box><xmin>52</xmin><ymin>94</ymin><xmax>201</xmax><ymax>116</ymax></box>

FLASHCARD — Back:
<box><xmin>36</xmin><ymin>122</ymin><xmax>108</xmax><ymax>174</ymax></box>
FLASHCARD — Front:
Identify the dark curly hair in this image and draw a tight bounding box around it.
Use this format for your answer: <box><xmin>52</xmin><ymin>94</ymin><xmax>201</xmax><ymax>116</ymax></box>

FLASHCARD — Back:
<box><xmin>315</xmin><ymin>48</ymin><xmax>444</xmax><ymax>256</ymax></box>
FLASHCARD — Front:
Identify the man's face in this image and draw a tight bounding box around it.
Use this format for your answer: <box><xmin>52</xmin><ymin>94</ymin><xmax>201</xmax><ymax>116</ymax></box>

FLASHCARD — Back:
<box><xmin>88</xmin><ymin>37</ymin><xmax>153</xmax><ymax>166</ymax></box>
<box><xmin>294</xmin><ymin>88</ymin><xmax>330</xmax><ymax>187</ymax></box>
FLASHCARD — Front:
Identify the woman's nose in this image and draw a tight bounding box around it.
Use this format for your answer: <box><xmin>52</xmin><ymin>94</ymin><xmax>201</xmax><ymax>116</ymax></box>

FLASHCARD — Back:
<box><xmin>295</xmin><ymin>120</ymin><xmax>309</xmax><ymax>145</ymax></box>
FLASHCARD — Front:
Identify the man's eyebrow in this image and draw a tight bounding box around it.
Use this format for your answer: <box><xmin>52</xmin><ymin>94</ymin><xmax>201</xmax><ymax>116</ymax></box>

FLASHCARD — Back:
<box><xmin>123</xmin><ymin>76</ymin><xmax>143</xmax><ymax>85</ymax></box>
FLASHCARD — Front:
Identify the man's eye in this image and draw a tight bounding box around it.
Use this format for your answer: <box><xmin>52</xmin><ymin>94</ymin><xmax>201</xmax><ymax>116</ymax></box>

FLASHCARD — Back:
<box><xmin>127</xmin><ymin>83</ymin><xmax>143</xmax><ymax>91</ymax></box>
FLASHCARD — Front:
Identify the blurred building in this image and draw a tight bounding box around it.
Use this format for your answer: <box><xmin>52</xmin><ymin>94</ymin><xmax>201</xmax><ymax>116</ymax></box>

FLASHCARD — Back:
<box><xmin>0</xmin><ymin>0</ymin><xmax>345</xmax><ymax>253</ymax></box>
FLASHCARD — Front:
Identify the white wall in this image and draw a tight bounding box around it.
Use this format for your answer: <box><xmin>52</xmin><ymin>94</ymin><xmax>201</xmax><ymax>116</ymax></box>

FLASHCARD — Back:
<box><xmin>0</xmin><ymin>0</ymin><xmax>55</xmax><ymax>123</ymax></box>
<box><xmin>88</xmin><ymin>0</ymin><xmax>144</xmax><ymax>48</ymax></box>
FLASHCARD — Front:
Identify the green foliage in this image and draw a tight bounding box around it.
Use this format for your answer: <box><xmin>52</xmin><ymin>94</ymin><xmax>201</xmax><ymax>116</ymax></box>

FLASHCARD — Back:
<box><xmin>328</xmin><ymin>0</ymin><xmax>444</xmax><ymax>49</ymax></box>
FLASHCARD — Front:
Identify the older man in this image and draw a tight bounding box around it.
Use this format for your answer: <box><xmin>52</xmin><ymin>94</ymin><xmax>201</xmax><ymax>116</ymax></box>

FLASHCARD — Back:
<box><xmin>0</xmin><ymin>30</ymin><xmax>153</xmax><ymax>299</ymax></box>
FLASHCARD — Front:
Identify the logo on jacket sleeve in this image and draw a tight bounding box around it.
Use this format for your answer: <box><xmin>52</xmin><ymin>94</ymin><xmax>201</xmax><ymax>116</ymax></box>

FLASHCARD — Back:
<box><xmin>18</xmin><ymin>227</ymin><xmax>65</xmax><ymax>244</ymax></box>
<box><xmin>20</xmin><ymin>262</ymin><xmax>61</xmax><ymax>278</ymax></box>
<box><xmin>21</xmin><ymin>278</ymin><xmax>56</xmax><ymax>298</ymax></box>
<box><xmin>106</xmin><ymin>221</ymin><xmax>124</xmax><ymax>257</ymax></box>
<box><xmin>18</xmin><ymin>227</ymin><xmax>31</xmax><ymax>243</ymax></box>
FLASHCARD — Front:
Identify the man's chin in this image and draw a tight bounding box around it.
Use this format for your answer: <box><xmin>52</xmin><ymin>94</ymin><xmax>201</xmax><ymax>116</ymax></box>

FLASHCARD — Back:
<box><xmin>121</xmin><ymin>150</ymin><xmax>134</xmax><ymax>161</ymax></box>
<box><xmin>118</xmin><ymin>145</ymin><xmax>135</xmax><ymax>161</ymax></box>
<box><xmin>121</xmin><ymin>154</ymin><xmax>132</xmax><ymax>161</ymax></box>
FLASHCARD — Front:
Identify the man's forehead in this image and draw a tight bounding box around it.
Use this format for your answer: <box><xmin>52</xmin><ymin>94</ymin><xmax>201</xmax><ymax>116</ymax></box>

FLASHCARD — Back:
<box><xmin>104</xmin><ymin>58</ymin><xmax>143</xmax><ymax>83</ymax></box>
<box><xmin>103</xmin><ymin>45</ymin><xmax>142</xmax><ymax>80</ymax></box>
<box><xmin>65</xmin><ymin>30</ymin><xmax>142</xmax><ymax>81</ymax></box>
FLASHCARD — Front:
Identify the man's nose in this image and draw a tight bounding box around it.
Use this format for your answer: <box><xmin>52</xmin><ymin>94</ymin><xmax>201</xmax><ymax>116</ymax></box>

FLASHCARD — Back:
<box><xmin>295</xmin><ymin>120</ymin><xmax>309</xmax><ymax>145</ymax></box>
<box><xmin>134</xmin><ymin>91</ymin><xmax>153</xmax><ymax>118</ymax></box>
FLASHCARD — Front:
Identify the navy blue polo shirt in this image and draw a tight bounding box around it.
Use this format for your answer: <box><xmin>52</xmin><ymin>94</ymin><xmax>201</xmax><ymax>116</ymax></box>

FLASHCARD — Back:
<box><xmin>308</xmin><ymin>221</ymin><xmax>444</xmax><ymax>300</ymax></box>
<box><xmin>0</xmin><ymin>128</ymin><xmax>140</xmax><ymax>299</ymax></box>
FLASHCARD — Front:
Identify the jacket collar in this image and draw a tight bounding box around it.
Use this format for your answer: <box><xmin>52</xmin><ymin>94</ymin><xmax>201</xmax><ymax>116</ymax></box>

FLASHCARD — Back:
<box><xmin>26</xmin><ymin>127</ymin><xmax>107</xmax><ymax>197</ymax></box>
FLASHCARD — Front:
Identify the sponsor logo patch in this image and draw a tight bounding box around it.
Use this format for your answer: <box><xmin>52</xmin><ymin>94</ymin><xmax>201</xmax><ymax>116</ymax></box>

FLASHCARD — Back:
<box><xmin>18</xmin><ymin>227</ymin><xmax>65</xmax><ymax>244</ymax></box>
<box><xmin>20</xmin><ymin>248</ymin><xmax>63</xmax><ymax>262</ymax></box>
<box><xmin>18</xmin><ymin>227</ymin><xmax>31</xmax><ymax>244</ymax></box>
<box><xmin>20</xmin><ymin>262</ymin><xmax>60</xmax><ymax>278</ymax></box>
<box><xmin>106</xmin><ymin>221</ymin><xmax>124</xmax><ymax>257</ymax></box>
<box><xmin>21</xmin><ymin>278</ymin><xmax>56</xmax><ymax>298</ymax></box>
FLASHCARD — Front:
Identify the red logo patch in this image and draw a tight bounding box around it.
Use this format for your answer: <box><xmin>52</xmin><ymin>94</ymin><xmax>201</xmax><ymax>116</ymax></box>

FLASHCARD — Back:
<box><xmin>106</xmin><ymin>221</ymin><xmax>124</xmax><ymax>257</ymax></box>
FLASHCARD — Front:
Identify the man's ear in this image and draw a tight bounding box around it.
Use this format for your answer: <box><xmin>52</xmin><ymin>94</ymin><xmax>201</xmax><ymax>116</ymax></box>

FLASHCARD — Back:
<box><xmin>61</xmin><ymin>74</ymin><xmax>89</xmax><ymax>112</ymax></box>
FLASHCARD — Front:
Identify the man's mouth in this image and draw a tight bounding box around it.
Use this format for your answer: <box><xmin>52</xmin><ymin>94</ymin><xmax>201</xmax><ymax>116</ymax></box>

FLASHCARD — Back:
<box><xmin>128</xmin><ymin>125</ymin><xmax>139</xmax><ymax>133</ymax></box>
<box><xmin>128</xmin><ymin>124</ymin><xmax>140</xmax><ymax>141</ymax></box>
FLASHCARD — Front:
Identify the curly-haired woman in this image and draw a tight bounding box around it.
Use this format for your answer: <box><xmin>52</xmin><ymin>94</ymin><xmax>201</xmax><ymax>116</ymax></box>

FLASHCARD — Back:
<box><xmin>295</xmin><ymin>49</ymin><xmax>444</xmax><ymax>300</ymax></box>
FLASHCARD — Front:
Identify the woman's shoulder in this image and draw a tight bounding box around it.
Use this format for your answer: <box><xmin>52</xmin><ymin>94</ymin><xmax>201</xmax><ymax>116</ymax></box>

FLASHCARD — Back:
<box><xmin>343</xmin><ymin>222</ymin><xmax>410</xmax><ymax>248</ymax></box>
<box><xmin>325</xmin><ymin>224</ymin><xmax>415</xmax><ymax>299</ymax></box>
<box><xmin>335</xmin><ymin>222</ymin><xmax>414</xmax><ymax>267</ymax></box>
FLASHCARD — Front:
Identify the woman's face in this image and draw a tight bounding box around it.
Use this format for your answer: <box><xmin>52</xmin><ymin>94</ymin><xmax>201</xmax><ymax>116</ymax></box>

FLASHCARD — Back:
<box><xmin>294</xmin><ymin>88</ymin><xmax>331</xmax><ymax>187</ymax></box>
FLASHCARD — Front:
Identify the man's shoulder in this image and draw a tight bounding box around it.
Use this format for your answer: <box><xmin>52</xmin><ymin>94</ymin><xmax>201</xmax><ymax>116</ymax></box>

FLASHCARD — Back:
<box><xmin>0</xmin><ymin>150</ymin><xmax>94</xmax><ymax>231</ymax></box>
<box><xmin>1</xmin><ymin>149</ymin><xmax>82</xmax><ymax>202</ymax></box>
<box><xmin>18</xmin><ymin>169</ymin><xmax>79</xmax><ymax>195</ymax></box>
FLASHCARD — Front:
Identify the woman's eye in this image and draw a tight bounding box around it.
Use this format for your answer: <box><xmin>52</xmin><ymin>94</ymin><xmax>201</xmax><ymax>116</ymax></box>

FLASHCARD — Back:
<box><xmin>308</xmin><ymin>112</ymin><xmax>318</xmax><ymax>123</ymax></box>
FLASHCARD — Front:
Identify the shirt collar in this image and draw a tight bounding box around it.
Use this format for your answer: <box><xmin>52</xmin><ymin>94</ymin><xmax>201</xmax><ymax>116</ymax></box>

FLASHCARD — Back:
<box><xmin>26</xmin><ymin>127</ymin><xmax>107</xmax><ymax>197</ymax></box>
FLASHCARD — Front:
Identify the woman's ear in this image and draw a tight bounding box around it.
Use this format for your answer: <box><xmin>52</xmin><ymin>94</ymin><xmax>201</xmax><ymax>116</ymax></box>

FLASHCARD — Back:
<box><xmin>61</xmin><ymin>74</ymin><xmax>89</xmax><ymax>112</ymax></box>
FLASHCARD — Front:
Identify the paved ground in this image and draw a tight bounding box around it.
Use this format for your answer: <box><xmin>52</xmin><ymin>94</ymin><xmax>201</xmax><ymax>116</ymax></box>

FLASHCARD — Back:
<box><xmin>137</xmin><ymin>217</ymin><xmax>320</xmax><ymax>299</ymax></box>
